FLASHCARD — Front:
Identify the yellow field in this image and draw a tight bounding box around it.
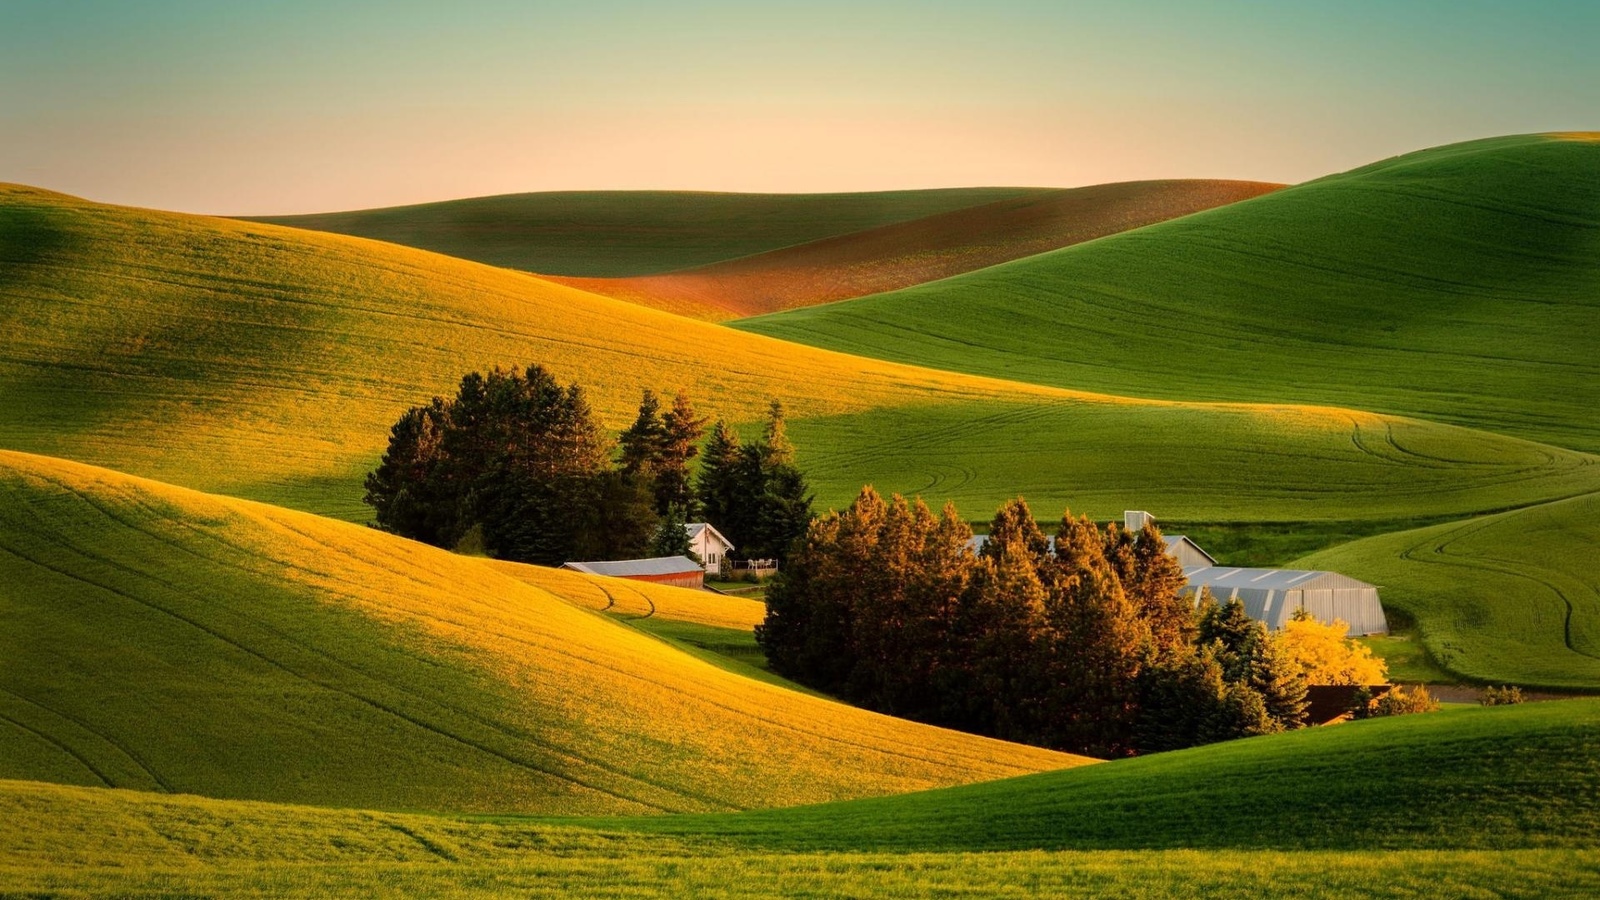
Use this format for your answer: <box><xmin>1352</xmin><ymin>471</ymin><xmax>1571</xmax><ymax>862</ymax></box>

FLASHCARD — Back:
<box><xmin>0</xmin><ymin>450</ymin><xmax>1082</xmax><ymax>815</ymax></box>
<box><xmin>483</xmin><ymin>559</ymin><xmax>767</xmax><ymax>629</ymax></box>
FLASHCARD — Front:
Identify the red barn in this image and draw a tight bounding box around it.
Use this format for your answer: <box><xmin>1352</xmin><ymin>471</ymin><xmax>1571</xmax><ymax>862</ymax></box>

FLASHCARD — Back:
<box><xmin>561</xmin><ymin>555</ymin><xmax>706</xmax><ymax>590</ymax></box>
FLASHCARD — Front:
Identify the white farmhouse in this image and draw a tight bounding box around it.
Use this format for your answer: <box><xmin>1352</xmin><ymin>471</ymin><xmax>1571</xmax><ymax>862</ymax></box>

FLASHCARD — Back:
<box><xmin>684</xmin><ymin>522</ymin><xmax>735</xmax><ymax>574</ymax></box>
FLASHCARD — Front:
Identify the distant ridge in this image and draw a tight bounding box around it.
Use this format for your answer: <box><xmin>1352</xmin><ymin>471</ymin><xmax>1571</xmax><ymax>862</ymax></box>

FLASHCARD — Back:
<box><xmin>243</xmin><ymin>188</ymin><xmax>1051</xmax><ymax>277</ymax></box>
<box><xmin>549</xmin><ymin>180</ymin><xmax>1282</xmax><ymax>319</ymax></box>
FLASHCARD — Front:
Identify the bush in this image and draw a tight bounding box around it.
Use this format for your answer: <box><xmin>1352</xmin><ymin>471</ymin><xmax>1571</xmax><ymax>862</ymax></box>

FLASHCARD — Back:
<box><xmin>1480</xmin><ymin>685</ymin><xmax>1526</xmax><ymax>706</ymax></box>
<box><xmin>1370</xmin><ymin>684</ymin><xmax>1440</xmax><ymax>717</ymax></box>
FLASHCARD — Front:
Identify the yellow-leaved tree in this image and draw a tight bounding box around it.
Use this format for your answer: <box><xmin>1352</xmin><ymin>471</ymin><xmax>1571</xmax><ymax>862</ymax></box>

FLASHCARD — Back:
<box><xmin>1274</xmin><ymin>608</ymin><xmax>1388</xmax><ymax>686</ymax></box>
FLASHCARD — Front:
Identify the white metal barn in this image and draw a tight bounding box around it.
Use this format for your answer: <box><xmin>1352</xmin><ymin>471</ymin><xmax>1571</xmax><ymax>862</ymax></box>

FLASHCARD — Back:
<box><xmin>1179</xmin><ymin>566</ymin><xmax>1388</xmax><ymax>636</ymax></box>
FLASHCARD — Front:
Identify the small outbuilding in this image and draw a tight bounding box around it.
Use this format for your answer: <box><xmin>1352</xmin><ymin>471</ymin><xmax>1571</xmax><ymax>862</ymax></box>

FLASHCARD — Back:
<box><xmin>562</xmin><ymin>556</ymin><xmax>706</xmax><ymax>590</ymax></box>
<box><xmin>684</xmin><ymin>522</ymin><xmax>734</xmax><ymax>574</ymax></box>
<box><xmin>1163</xmin><ymin>535</ymin><xmax>1216</xmax><ymax>569</ymax></box>
<box><xmin>1179</xmin><ymin>566</ymin><xmax>1388</xmax><ymax>636</ymax></box>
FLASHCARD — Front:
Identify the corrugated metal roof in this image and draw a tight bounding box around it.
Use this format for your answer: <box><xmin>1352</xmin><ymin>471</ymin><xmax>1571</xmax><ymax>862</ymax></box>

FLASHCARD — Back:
<box><xmin>1182</xmin><ymin>566</ymin><xmax>1375</xmax><ymax>592</ymax></box>
<box><xmin>562</xmin><ymin>556</ymin><xmax>704</xmax><ymax>577</ymax></box>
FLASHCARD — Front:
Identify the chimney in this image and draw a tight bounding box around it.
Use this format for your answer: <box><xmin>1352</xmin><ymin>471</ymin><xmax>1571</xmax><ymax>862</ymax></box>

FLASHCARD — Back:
<box><xmin>1124</xmin><ymin>510</ymin><xmax>1153</xmax><ymax>532</ymax></box>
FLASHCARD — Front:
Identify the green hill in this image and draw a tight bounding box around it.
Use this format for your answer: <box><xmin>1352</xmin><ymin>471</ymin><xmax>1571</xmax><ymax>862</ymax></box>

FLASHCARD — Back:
<box><xmin>736</xmin><ymin>134</ymin><xmax>1600</xmax><ymax>453</ymax></box>
<box><xmin>4</xmin><ymin>701</ymin><xmax>1599</xmax><ymax>897</ymax></box>
<box><xmin>545</xmin><ymin>180</ymin><xmax>1280</xmax><ymax>319</ymax></box>
<box><xmin>0</xmin><ymin>450</ymin><xmax>1080</xmax><ymax>816</ymax></box>
<box><xmin>1298</xmin><ymin>491</ymin><xmax>1600</xmax><ymax>690</ymax></box>
<box><xmin>3</xmin><ymin>183</ymin><xmax>1595</xmax><ymax>527</ymax></box>
<box><xmin>244</xmin><ymin>188</ymin><xmax>1051</xmax><ymax>277</ymax></box>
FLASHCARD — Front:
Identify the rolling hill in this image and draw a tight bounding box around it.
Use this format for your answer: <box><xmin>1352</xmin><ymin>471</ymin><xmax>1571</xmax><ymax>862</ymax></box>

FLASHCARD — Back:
<box><xmin>244</xmin><ymin>188</ymin><xmax>1052</xmax><ymax>277</ymax></box>
<box><xmin>1298</xmin><ymin>491</ymin><xmax>1600</xmax><ymax>690</ymax></box>
<box><xmin>0</xmin><ymin>449</ymin><xmax>1081</xmax><ymax>816</ymax></box>
<box><xmin>545</xmin><ymin>180</ymin><xmax>1281</xmax><ymax>319</ymax></box>
<box><xmin>4</xmin><ymin>701</ymin><xmax>1598</xmax><ymax>896</ymax></box>
<box><xmin>3</xmin><ymin>182</ymin><xmax>1595</xmax><ymax>527</ymax></box>
<box><xmin>736</xmin><ymin>134</ymin><xmax>1600</xmax><ymax>453</ymax></box>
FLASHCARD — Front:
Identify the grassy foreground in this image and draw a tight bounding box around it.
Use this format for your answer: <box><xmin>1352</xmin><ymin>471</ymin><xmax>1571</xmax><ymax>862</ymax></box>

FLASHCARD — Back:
<box><xmin>3</xmin><ymin>701</ymin><xmax>1599</xmax><ymax>897</ymax></box>
<box><xmin>244</xmin><ymin>188</ymin><xmax>1049</xmax><ymax>277</ymax></box>
<box><xmin>1299</xmin><ymin>491</ymin><xmax>1600</xmax><ymax>689</ymax></box>
<box><xmin>4</xmin><ymin>183</ymin><xmax>1594</xmax><ymax>525</ymax></box>
<box><xmin>0</xmin><ymin>450</ymin><xmax>1080</xmax><ymax>815</ymax></box>
<box><xmin>738</xmin><ymin>134</ymin><xmax>1600</xmax><ymax>452</ymax></box>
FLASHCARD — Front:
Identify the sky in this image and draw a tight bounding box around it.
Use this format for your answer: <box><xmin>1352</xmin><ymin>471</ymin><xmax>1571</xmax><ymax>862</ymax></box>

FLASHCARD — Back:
<box><xmin>3</xmin><ymin>0</ymin><xmax>1597</xmax><ymax>215</ymax></box>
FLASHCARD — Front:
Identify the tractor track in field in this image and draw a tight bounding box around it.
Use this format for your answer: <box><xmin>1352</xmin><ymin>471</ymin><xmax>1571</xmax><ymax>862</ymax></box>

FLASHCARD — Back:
<box><xmin>1397</xmin><ymin>496</ymin><xmax>1600</xmax><ymax>666</ymax></box>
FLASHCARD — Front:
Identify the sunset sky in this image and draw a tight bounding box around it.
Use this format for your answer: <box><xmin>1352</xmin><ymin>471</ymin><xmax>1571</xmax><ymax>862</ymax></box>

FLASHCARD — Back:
<box><xmin>4</xmin><ymin>0</ymin><xmax>1597</xmax><ymax>215</ymax></box>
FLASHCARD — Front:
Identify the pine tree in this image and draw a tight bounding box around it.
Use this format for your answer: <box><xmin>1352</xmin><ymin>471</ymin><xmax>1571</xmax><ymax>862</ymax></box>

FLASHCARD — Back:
<box><xmin>617</xmin><ymin>389</ymin><xmax>666</xmax><ymax>476</ymax></box>
<box><xmin>648</xmin><ymin>503</ymin><xmax>701</xmax><ymax>562</ymax></box>
<box><xmin>1128</xmin><ymin>521</ymin><xmax>1196</xmax><ymax>652</ymax></box>
<box><xmin>979</xmin><ymin>498</ymin><xmax>1051</xmax><ymax>565</ymax></box>
<box><xmin>1040</xmin><ymin>512</ymin><xmax>1150</xmax><ymax>757</ymax></box>
<box><xmin>759</xmin><ymin>399</ymin><xmax>795</xmax><ymax>467</ymax></box>
<box><xmin>1250</xmin><ymin>632</ymin><xmax>1310</xmax><ymax>730</ymax></box>
<box><xmin>656</xmin><ymin>392</ymin><xmax>707</xmax><ymax>517</ymax></box>
<box><xmin>1198</xmin><ymin>596</ymin><xmax>1262</xmax><ymax>683</ymax></box>
<box><xmin>696</xmin><ymin>420</ymin><xmax>744</xmax><ymax>545</ymax></box>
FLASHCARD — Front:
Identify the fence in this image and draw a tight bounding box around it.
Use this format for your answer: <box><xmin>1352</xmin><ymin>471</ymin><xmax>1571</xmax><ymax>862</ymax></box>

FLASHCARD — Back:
<box><xmin>727</xmin><ymin>558</ymin><xmax>779</xmax><ymax>580</ymax></box>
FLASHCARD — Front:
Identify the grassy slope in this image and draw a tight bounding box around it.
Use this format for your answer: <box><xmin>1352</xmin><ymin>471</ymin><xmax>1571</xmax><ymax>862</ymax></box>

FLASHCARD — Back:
<box><xmin>4</xmin><ymin>184</ymin><xmax>1594</xmax><ymax>525</ymax></box>
<box><xmin>1298</xmin><ymin>491</ymin><xmax>1600</xmax><ymax>690</ymax></box>
<box><xmin>4</xmin><ymin>701</ymin><xmax>1599</xmax><ymax>897</ymax></box>
<box><xmin>621</xmin><ymin>699</ymin><xmax>1600</xmax><ymax>851</ymax></box>
<box><xmin>243</xmin><ymin>188</ymin><xmax>1050</xmax><ymax>277</ymax></box>
<box><xmin>0</xmin><ymin>450</ymin><xmax>1081</xmax><ymax>816</ymax></box>
<box><xmin>548</xmin><ymin>180</ymin><xmax>1282</xmax><ymax>320</ymax></box>
<box><xmin>737</xmin><ymin>134</ymin><xmax>1600</xmax><ymax>453</ymax></box>
<box><xmin>482</xmin><ymin>558</ymin><xmax>765</xmax><ymax>629</ymax></box>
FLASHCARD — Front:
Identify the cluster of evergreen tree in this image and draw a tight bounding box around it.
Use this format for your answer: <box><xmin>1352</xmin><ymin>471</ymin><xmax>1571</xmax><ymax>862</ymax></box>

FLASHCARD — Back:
<box><xmin>757</xmin><ymin>489</ymin><xmax>1309</xmax><ymax>757</ymax></box>
<box><xmin>364</xmin><ymin>365</ymin><xmax>813</xmax><ymax>568</ymax></box>
<box><xmin>695</xmin><ymin>400</ymin><xmax>814</xmax><ymax>564</ymax></box>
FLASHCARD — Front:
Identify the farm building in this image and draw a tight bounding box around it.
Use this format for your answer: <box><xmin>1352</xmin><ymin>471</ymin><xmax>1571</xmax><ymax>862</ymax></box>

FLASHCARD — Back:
<box><xmin>1163</xmin><ymin>535</ymin><xmax>1215</xmax><ymax>568</ymax></box>
<box><xmin>1179</xmin><ymin>566</ymin><xmax>1388</xmax><ymax>636</ymax></box>
<box><xmin>685</xmin><ymin>522</ymin><xmax>734</xmax><ymax>574</ymax></box>
<box><xmin>561</xmin><ymin>556</ymin><xmax>706</xmax><ymax>590</ymax></box>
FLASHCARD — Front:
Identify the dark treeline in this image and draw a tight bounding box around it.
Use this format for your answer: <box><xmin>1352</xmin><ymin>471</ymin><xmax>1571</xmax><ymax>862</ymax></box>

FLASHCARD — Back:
<box><xmin>757</xmin><ymin>489</ymin><xmax>1309</xmax><ymax>758</ymax></box>
<box><xmin>364</xmin><ymin>365</ymin><xmax>812</xmax><ymax>567</ymax></box>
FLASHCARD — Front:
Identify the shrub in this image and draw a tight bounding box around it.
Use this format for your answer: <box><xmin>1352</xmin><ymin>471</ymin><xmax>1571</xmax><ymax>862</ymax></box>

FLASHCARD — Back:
<box><xmin>1370</xmin><ymin>684</ymin><xmax>1440</xmax><ymax>717</ymax></box>
<box><xmin>1480</xmin><ymin>685</ymin><xmax>1526</xmax><ymax>706</ymax></box>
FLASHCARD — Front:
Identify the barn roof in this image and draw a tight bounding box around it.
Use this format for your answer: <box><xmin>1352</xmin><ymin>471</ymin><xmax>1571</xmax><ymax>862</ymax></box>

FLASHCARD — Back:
<box><xmin>1163</xmin><ymin>535</ymin><xmax>1216</xmax><ymax>565</ymax></box>
<box><xmin>684</xmin><ymin>522</ymin><xmax>734</xmax><ymax>550</ymax></box>
<box><xmin>1181</xmin><ymin>566</ymin><xmax>1375</xmax><ymax>592</ymax></box>
<box><xmin>562</xmin><ymin>556</ymin><xmax>704</xmax><ymax>577</ymax></box>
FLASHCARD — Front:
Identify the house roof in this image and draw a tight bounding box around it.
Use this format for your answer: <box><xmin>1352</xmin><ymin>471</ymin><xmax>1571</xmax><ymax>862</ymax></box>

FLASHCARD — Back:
<box><xmin>684</xmin><ymin>522</ymin><xmax>734</xmax><ymax>550</ymax></box>
<box><xmin>562</xmin><ymin>556</ymin><xmax>705</xmax><ymax>578</ymax></box>
<box><xmin>1180</xmin><ymin>566</ymin><xmax>1376</xmax><ymax>592</ymax></box>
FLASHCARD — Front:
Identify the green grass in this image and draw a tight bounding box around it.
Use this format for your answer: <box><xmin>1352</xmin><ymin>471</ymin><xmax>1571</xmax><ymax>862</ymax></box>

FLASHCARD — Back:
<box><xmin>1359</xmin><ymin>634</ymin><xmax>1458</xmax><ymax>684</ymax></box>
<box><xmin>5</xmin><ymin>701</ymin><xmax>1600</xmax><ymax>896</ymax></box>
<box><xmin>612</xmin><ymin>616</ymin><xmax>817</xmax><ymax>696</ymax></box>
<box><xmin>791</xmin><ymin>398</ymin><xmax>1600</xmax><ymax>523</ymax></box>
<box><xmin>244</xmin><ymin>188</ymin><xmax>1050</xmax><ymax>277</ymax></box>
<box><xmin>737</xmin><ymin>134</ymin><xmax>1600</xmax><ymax>453</ymax></box>
<box><xmin>5</xmin><ymin>182</ymin><xmax>1594</xmax><ymax>528</ymax></box>
<box><xmin>614</xmin><ymin>699</ymin><xmax>1600</xmax><ymax>852</ymax></box>
<box><xmin>0</xmin><ymin>450</ymin><xmax>1080</xmax><ymax>816</ymax></box>
<box><xmin>1298</xmin><ymin>490</ymin><xmax>1600</xmax><ymax>690</ymax></box>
